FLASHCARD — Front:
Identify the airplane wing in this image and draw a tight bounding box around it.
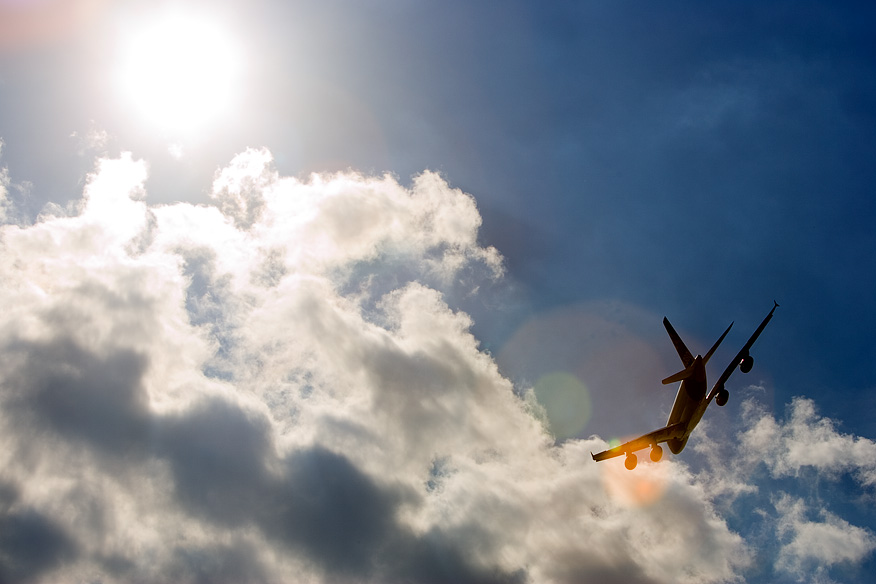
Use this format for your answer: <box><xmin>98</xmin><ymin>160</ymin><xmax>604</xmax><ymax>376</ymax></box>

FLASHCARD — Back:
<box><xmin>707</xmin><ymin>302</ymin><xmax>779</xmax><ymax>402</ymax></box>
<box><xmin>591</xmin><ymin>422</ymin><xmax>687</xmax><ymax>462</ymax></box>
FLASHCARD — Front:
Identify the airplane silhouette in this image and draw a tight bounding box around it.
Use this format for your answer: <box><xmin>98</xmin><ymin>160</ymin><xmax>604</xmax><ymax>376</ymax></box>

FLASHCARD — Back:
<box><xmin>592</xmin><ymin>303</ymin><xmax>778</xmax><ymax>470</ymax></box>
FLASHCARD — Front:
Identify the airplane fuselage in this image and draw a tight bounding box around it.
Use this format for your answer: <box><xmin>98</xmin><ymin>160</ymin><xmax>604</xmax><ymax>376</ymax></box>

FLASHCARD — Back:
<box><xmin>665</xmin><ymin>355</ymin><xmax>708</xmax><ymax>454</ymax></box>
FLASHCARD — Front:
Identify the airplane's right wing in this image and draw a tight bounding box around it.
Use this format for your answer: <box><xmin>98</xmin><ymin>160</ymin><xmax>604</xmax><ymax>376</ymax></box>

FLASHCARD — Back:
<box><xmin>591</xmin><ymin>422</ymin><xmax>687</xmax><ymax>462</ymax></box>
<box><xmin>707</xmin><ymin>302</ymin><xmax>779</xmax><ymax>402</ymax></box>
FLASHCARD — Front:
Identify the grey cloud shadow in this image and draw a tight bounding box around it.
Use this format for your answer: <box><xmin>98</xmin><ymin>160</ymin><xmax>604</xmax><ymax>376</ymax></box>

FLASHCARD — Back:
<box><xmin>1</xmin><ymin>336</ymin><xmax>527</xmax><ymax>583</ymax></box>
<box><xmin>0</xmin><ymin>481</ymin><xmax>77</xmax><ymax>584</ymax></box>
<box><xmin>4</xmin><ymin>338</ymin><xmax>152</xmax><ymax>460</ymax></box>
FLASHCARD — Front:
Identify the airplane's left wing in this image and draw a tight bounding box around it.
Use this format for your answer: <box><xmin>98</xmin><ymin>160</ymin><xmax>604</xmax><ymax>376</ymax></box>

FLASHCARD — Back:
<box><xmin>591</xmin><ymin>422</ymin><xmax>687</xmax><ymax>462</ymax></box>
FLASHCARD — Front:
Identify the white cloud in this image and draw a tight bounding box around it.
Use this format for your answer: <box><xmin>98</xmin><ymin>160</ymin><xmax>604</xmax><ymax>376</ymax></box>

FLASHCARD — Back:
<box><xmin>0</xmin><ymin>149</ymin><xmax>871</xmax><ymax>584</ymax></box>
<box><xmin>689</xmin><ymin>398</ymin><xmax>876</xmax><ymax>582</ymax></box>
<box><xmin>70</xmin><ymin>123</ymin><xmax>110</xmax><ymax>156</ymax></box>
<box><xmin>774</xmin><ymin>494</ymin><xmax>876</xmax><ymax>578</ymax></box>
<box><xmin>209</xmin><ymin>147</ymin><xmax>274</xmax><ymax>229</ymax></box>
<box><xmin>0</xmin><ymin>158</ymin><xmax>9</xmax><ymax>224</ymax></box>
<box><xmin>739</xmin><ymin>397</ymin><xmax>876</xmax><ymax>488</ymax></box>
<box><xmin>0</xmin><ymin>139</ymin><xmax>35</xmax><ymax>226</ymax></box>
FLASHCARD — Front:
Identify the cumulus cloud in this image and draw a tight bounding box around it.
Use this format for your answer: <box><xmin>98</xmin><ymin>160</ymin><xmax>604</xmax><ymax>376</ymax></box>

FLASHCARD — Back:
<box><xmin>740</xmin><ymin>397</ymin><xmax>876</xmax><ymax>488</ymax></box>
<box><xmin>774</xmin><ymin>494</ymin><xmax>876</xmax><ymax>578</ymax></box>
<box><xmin>689</xmin><ymin>395</ymin><xmax>876</xmax><ymax>583</ymax></box>
<box><xmin>0</xmin><ymin>147</ymin><xmax>872</xmax><ymax>583</ymax></box>
<box><xmin>70</xmin><ymin>123</ymin><xmax>111</xmax><ymax>158</ymax></box>
<box><xmin>0</xmin><ymin>140</ymin><xmax>35</xmax><ymax>226</ymax></box>
<box><xmin>0</xmin><ymin>157</ymin><xmax>8</xmax><ymax>224</ymax></box>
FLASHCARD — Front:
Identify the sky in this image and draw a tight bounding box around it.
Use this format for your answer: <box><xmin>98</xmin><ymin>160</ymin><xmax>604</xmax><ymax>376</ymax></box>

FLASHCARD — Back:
<box><xmin>1</xmin><ymin>1</ymin><xmax>875</xmax><ymax>583</ymax></box>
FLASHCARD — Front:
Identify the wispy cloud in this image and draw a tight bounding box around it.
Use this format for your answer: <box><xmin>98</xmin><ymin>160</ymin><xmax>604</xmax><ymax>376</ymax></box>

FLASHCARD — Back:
<box><xmin>741</xmin><ymin>397</ymin><xmax>876</xmax><ymax>488</ymax></box>
<box><xmin>774</xmin><ymin>493</ymin><xmax>876</xmax><ymax>580</ymax></box>
<box><xmin>0</xmin><ymin>148</ymin><xmax>872</xmax><ymax>583</ymax></box>
<box><xmin>0</xmin><ymin>139</ymin><xmax>35</xmax><ymax>227</ymax></box>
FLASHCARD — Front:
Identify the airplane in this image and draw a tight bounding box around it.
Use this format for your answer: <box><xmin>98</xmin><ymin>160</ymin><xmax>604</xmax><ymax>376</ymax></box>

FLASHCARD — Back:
<box><xmin>592</xmin><ymin>302</ymin><xmax>778</xmax><ymax>470</ymax></box>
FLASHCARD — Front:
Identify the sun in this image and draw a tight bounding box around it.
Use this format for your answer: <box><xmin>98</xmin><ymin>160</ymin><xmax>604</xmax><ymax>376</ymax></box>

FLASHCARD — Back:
<box><xmin>117</xmin><ymin>10</ymin><xmax>242</xmax><ymax>135</ymax></box>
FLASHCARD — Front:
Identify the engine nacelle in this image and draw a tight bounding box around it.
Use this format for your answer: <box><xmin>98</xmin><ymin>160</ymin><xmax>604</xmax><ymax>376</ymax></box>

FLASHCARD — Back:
<box><xmin>715</xmin><ymin>388</ymin><xmax>729</xmax><ymax>407</ymax></box>
<box><xmin>740</xmin><ymin>354</ymin><xmax>754</xmax><ymax>373</ymax></box>
<box><xmin>624</xmin><ymin>452</ymin><xmax>638</xmax><ymax>470</ymax></box>
<box><xmin>650</xmin><ymin>444</ymin><xmax>663</xmax><ymax>462</ymax></box>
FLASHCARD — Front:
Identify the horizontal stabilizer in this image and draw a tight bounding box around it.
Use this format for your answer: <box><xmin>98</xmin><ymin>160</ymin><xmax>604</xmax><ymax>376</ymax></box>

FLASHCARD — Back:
<box><xmin>662</xmin><ymin>366</ymin><xmax>693</xmax><ymax>385</ymax></box>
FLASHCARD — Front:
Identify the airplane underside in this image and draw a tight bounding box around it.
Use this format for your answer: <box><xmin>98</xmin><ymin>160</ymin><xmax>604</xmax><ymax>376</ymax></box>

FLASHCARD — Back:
<box><xmin>622</xmin><ymin>431</ymin><xmax>687</xmax><ymax>470</ymax></box>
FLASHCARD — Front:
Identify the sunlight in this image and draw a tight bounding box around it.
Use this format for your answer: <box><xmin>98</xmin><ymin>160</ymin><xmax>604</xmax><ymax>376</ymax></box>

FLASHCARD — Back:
<box><xmin>116</xmin><ymin>9</ymin><xmax>242</xmax><ymax>135</ymax></box>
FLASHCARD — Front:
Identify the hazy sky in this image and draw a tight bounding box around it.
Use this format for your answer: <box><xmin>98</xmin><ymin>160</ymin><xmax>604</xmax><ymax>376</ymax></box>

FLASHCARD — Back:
<box><xmin>1</xmin><ymin>1</ymin><xmax>875</xmax><ymax>583</ymax></box>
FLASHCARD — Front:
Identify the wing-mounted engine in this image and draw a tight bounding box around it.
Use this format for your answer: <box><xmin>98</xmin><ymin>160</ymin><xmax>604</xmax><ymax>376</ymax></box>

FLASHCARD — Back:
<box><xmin>740</xmin><ymin>354</ymin><xmax>754</xmax><ymax>373</ymax></box>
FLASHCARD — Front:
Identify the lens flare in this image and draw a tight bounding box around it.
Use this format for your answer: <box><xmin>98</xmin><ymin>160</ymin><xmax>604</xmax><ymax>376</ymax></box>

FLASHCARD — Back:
<box><xmin>599</xmin><ymin>450</ymin><xmax>670</xmax><ymax>507</ymax></box>
<box><xmin>533</xmin><ymin>371</ymin><xmax>592</xmax><ymax>440</ymax></box>
<box><xmin>0</xmin><ymin>0</ymin><xmax>107</xmax><ymax>51</ymax></box>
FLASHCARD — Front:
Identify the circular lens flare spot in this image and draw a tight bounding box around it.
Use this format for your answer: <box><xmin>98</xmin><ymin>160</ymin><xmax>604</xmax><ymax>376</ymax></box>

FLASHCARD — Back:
<box><xmin>533</xmin><ymin>372</ymin><xmax>592</xmax><ymax>440</ymax></box>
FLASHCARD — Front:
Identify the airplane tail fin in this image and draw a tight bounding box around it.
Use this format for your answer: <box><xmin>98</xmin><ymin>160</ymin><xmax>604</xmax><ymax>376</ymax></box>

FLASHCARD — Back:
<box><xmin>663</xmin><ymin>317</ymin><xmax>694</xmax><ymax>368</ymax></box>
<box><xmin>661</xmin><ymin>319</ymin><xmax>734</xmax><ymax>385</ymax></box>
<box><xmin>703</xmin><ymin>321</ymin><xmax>733</xmax><ymax>365</ymax></box>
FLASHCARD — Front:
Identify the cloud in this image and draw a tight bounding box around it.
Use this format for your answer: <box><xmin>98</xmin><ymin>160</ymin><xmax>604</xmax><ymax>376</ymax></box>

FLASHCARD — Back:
<box><xmin>70</xmin><ymin>124</ymin><xmax>111</xmax><ymax>157</ymax></box>
<box><xmin>740</xmin><ymin>397</ymin><xmax>876</xmax><ymax>488</ymax></box>
<box><xmin>774</xmin><ymin>494</ymin><xmax>876</xmax><ymax>578</ymax></box>
<box><xmin>0</xmin><ymin>157</ymin><xmax>9</xmax><ymax>225</ymax></box>
<box><xmin>689</xmin><ymin>395</ymin><xmax>876</xmax><ymax>583</ymax></box>
<box><xmin>0</xmin><ymin>148</ymin><xmax>872</xmax><ymax>583</ymax></box>
<box><xmin>0</xmin><ymin>481</ymin><xmax>77</xmax><ymax>583</ymax></box>
<box><xmin>1</xmin><ymin>140</ymin><xmax>36</xmax><ymax>226</ymax></box>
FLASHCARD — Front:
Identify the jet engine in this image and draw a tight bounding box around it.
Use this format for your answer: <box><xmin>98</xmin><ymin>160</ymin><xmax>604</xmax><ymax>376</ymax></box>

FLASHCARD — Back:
<box><xmin>715</xmin><ymin>388</ymin><xmax>729</xmax><ymax>407</ymax></box>
<box><xmin>740</xmin><ymin>355</ymin><xmax>754</xmax><ymax>373</ymax></box>
<box><xmin>624</xmin><ymin>452</ymin><xmax>638</xmax><ymax>470</ymax></box>
<box><xmin>650</xmin><ymin>444</ymin><xmax>663</xmax><ymax>462</ymax></box>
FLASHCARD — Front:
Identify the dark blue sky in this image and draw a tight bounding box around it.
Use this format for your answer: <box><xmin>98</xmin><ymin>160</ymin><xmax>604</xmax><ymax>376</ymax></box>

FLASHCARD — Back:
<box><xmin>2</xmin><ymin>1</ymin><xmax>876</xmax><ymax>582</ymax></box>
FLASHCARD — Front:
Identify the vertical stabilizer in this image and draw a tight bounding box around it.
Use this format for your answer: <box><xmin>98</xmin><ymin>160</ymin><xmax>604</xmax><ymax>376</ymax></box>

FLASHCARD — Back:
<box><xmin>663</xmin><ymin>317</ymin><xmax>694</xmax><ymax>367</ymax></box>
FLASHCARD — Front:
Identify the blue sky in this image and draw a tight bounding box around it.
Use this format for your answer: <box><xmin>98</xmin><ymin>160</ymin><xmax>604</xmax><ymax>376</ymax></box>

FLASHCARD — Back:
<box><xmin>1</xmin><ymin>1</ymin><xmax>875</xmax><ymax>583</ymax></box>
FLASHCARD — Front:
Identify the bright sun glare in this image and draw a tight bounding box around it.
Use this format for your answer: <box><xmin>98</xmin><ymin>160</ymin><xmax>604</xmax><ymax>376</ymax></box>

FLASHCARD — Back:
<box><xmin>117</xmin><ymin>10</ymin><xmax>241</xmax><ymax>135</ymax></box>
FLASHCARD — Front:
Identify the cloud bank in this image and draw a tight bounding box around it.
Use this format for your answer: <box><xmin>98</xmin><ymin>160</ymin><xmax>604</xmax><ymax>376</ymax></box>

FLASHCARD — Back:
<box><xmin>0</xmin><ymin>148</ymin><xmax>873</xmax><ymax>583</ymax></box>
